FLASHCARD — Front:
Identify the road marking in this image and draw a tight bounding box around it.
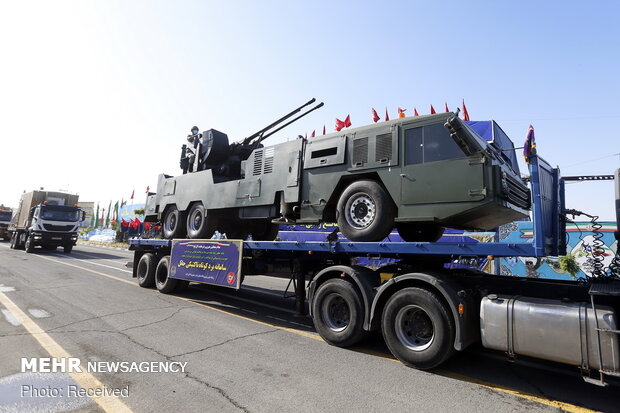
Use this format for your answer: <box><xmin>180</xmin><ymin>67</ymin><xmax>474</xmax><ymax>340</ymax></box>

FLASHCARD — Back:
<box><xmin>2</xmin><ymin>308</ymin><xmax>22</xmax><ymax>326</ymax></box>
<box><xmin>0</xmin><ymin>284</ymin><xmax>16</xmax><ymax>292</ymax></box>
<box><xmin>28</xmin><ymin>308</ymin><xmax>51</xmax><ymax>318</ymax></box>
<box><xmin>6</xmin><ymin>247</ymin><xmax>601</xmax><ymax>412</ymax></box>
<box><xmin>51</xmin><ymin>253</ymin><xmax>133</xmax><ymax>274</ymax></box>
<box><xmin>0</xmin><ymin>290</ymin><xmax>132</xmax><ymax>413</ymax></box>
<box><xmin>436</xmin><ymin>371</ymin><xmax>598</xmax><ymax>413</ymax></box>
<box><xmin>35</xmin><ymin>255</ymin><xmax>135</xmax><ymax>286</ymax></box>
<box><xmin>347</xmin><ymin>347</ymin><xmax>597</xmax><ymax>413</ymax></box>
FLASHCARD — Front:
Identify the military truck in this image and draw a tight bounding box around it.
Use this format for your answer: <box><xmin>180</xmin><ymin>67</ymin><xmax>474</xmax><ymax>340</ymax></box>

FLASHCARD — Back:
<box><xmin>145</xmin><ymin>99</ymin><xmax>530</xmax><ymax>242</ymax></box>
<box><xmin>8</xmin><ymin>190</ymin><xmax>83</xmax><ymax>253</ymax></box>
<box><xmin>0</xmin><ymin>206</ymin><xmax>12</xmax><ymax>241</ymax></box>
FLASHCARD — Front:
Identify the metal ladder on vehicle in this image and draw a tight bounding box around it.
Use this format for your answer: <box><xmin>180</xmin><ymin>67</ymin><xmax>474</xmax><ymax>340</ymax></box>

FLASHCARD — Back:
<box><xmin>583</xmin><ymin>281</ymin><xmax>620</xmax><ymax>386</ymax></box>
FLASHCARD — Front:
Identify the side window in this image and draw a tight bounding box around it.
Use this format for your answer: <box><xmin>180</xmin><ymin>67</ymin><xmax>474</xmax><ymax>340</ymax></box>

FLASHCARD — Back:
<box><xmin>405</xmin><ymin>124</ymin><xmax>465</xmax><ymax>165</ymax></box>
<box><xmin>423</xmin><ymin>123</ymin><xmax>465</xmax><ymax>163</ymax></box>
<box><xmin>405</xmin><ymin>128</ymin><xmax>423</xmax><ymax>165</ymax></box>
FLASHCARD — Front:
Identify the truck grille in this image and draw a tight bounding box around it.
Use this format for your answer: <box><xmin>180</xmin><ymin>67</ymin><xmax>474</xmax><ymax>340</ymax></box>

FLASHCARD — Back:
<box><xmin>503</xmin><ymin>174</ymin><xmax>530</xmax><ymax>209</ymax></box>
<box><xmin>43</xmin><ymin>224</ymin><xmax>74</xmax><ymax>231</ymax></box>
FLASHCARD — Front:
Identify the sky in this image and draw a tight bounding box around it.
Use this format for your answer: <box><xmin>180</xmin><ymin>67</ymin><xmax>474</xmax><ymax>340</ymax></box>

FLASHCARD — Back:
<box><xmin>0</xmin><ymin>0</ymin><xmax>619</xmax><ymax>220</ymax></box>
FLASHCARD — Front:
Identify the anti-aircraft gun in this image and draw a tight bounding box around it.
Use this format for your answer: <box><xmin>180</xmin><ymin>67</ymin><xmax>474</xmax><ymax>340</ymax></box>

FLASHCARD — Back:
<box><xmin>179</xmin><ymin>98</ymin><xmax>324</xmax><ymax>181</ymax></box>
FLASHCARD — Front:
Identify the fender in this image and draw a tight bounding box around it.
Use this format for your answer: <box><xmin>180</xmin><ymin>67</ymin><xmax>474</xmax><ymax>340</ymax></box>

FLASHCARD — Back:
<box><xmin>308</xmin><ymin>265</ymin><xmax>380</xmax><ymax>331</ymax></box>
<box><xmin>370</xmin><ymin>272</ymin><xmax>478</xmax><ymax>351</ymax></box>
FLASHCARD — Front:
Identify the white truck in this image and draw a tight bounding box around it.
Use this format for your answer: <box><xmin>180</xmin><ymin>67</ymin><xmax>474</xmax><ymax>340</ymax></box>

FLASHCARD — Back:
<box><xmin>8</xmin><ymin>190</ymin><xmax>84</xmax><ymax>253</ymax></box>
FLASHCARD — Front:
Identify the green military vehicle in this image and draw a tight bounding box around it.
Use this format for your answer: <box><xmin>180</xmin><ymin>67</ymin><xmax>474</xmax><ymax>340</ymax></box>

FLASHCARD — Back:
<box><xmin>145</xmin><ymin>99</ymin><xmax>530</xmax><ymax>242</ymax></box>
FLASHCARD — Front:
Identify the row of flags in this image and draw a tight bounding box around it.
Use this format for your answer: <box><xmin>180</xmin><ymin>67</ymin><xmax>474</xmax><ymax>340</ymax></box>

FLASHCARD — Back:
<box><xmin>305</xmin><ymin>100</ymin><xmax>471</xmax><ymax>135</ymax></box>
<box><xmin>93</xmin><ymin>187</ymin><xmax>150</xmax><ymax>229</ymax></box>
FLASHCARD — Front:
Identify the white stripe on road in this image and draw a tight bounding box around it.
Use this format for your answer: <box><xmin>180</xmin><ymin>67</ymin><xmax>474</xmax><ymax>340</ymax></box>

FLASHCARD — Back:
<box><xmin>28</xmin><ymin>308</ymin><xmax>51</xmax><ymax>318</ymax></box>
<box><xmin>2</xmin><ymin>308</ymin><xmax>21</xmax><ymax>326</ymax></box>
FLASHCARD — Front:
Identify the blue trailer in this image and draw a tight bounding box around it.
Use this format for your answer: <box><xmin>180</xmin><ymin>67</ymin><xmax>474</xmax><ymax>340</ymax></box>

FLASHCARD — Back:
<box><xmin>129</xmin><ymin>155</ymin><xmax>620</xmax><ymax>385</ymax></box>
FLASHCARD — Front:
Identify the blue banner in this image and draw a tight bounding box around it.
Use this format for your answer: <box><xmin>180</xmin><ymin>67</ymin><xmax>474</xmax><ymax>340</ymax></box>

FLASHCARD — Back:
<box><xmin>169</xmin><ymin>239</ymin><xmax>243</xmax><ymax>289</ymax></box>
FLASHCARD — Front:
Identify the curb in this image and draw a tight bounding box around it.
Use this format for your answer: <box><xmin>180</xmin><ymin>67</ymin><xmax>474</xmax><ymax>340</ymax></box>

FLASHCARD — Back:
<box><xmin>77</xmin><ymin>241</ymin><xmax>129</xmax><ymax>252</ymax></box>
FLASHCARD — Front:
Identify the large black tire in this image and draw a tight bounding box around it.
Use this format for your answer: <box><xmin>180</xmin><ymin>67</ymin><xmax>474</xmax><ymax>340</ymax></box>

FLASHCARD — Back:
<box><xmin>137</xmin><ymin>253</ymin><xmax>157</xmax><ymax>288</ymax></box>
<box><xmin>396</xmin><ymin>224</ymin><xmax>445</xmax><ymax>242</ymax></box>
<box><xmin>186</xmin><ymin>203</ymin><xmax>215</xmax><ymax>239</ymax></box>
<box><xmin>25</xmin><ymin>235</ymin><xmax>34</xmax><ymax>253</ymax></box>
<box><xmin>155</xmin><ymin>256</ymin><xmax>179</xmax><ymax>294</ymax></box>
<box><xmin>63</xmin><ymin>244</ymin><xmax>73</xmax><ymax>253</ymax></box>
<box><xmin>336</xmin><ymin>180</ymin><xmax>395</xmax><ymax>242</ymax></box>
<box><xmin>381</xmin><ymin>287</ymin><xmax>455</xmax><ymax>370</ymax></box>
<box><xmin>162</xmin><ymin>206</ymin><xmax>187</xmax><ymax>239</ymax></box>
<box><xmin>311</xmin><ymin>278</ymin><xmax>366</xmax><ymax>347</ymax></box>
<box><xmin>16</xmin><ymin>233</ymin><xmax>25</xmax><ymax>250</ymax></box>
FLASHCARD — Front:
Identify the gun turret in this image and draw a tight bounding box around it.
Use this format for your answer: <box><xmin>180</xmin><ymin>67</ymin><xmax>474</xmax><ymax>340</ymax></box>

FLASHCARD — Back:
<box><xmin>240</xmin><ymin>98</ymin><xmax>324</xmax><ymax>147</ymax></box>
<box><xmin>182</xmin><ymin>98</ymin><xmax>324</xmax><ymax>180</ymax></box>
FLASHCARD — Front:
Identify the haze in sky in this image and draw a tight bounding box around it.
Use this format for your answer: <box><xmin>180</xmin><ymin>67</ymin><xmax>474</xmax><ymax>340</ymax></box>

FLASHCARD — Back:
<box><xmin>1</xmin><ymin>1</ymin><xmax>619</xmax><ymax>220</ymax></box>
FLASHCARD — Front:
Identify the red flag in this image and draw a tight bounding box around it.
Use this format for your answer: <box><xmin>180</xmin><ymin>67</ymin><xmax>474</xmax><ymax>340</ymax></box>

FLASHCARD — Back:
<box><xmin>430</xmin><ymin>105</ymin><xmax>436</xmax><ymax>114</ymax></box>
<box><xmin>130</xmin><ymin>190</ymin><xmax>134</xmax><ymax>200</ymax></box>
<box><xmin>335</xmin><ymin>115</ymin><xmax>351</xmax><ymax>131</ymax></box>
<box><xmin>144</xmin><ymin>222</ymin><xmax>152</xmax><ymax>230</ymax></box>
<box><xmin>121</xmin><ymin>218</ymin><xmax>128</xmax><ymax>227</ymax></box>
<box><xmin>414</xmin><ymin>108</ymin><xmax>419</xmax><ymax>116</ymax></box>
<box><xmin>385</xmin><ymin>108</ymin><xmax>389</xmax><ymax>121</ymax></box>
<box><xmin>398</xmin><ymin>107</ymin><xmax>406</xmax><ymax>118</ymax></box>
<box><xmin>445</xmin><ymin>102</ymin><xmax>449</xmax><ymax>113</ymax></box>
<box><xmin>462</xmin><ymin>99</ymin><xmax>470</xmax><ymax>121</ymax></box>
<box><xmin>371</xmin><ymin>108</ymin><xmax>380</xmax><ymax>123</ymax></box>
<box><xmin>311</xmin><ymin>130</ymin><xmax>315</xmax><ymax>138</ymax></box>
<box><xmin>322</xmin><ymin>125</ymin><xmax>326</xmax><ymax>135</ymax></box>
<box><xmin>145</xmin><ymin>186</ymin><xmax>150</xmax><ymax>193</ymax></box>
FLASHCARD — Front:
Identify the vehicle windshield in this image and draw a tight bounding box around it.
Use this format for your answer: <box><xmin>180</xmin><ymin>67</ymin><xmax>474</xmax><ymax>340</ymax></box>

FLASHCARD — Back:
<box><xmin>0</xmin><ymin>211</ymin><xmax>11</xmax><ymax>221</ymax></box>
<box><xmin>40</xmin><ymin>208</ymin><xmax>80</xmax><ymax>222</ymax></box>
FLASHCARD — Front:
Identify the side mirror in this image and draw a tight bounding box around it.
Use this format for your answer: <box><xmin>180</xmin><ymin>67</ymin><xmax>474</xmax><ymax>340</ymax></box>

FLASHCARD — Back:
<box><xmin>82</xmin><ymin>211</ymin><xmax>86</xmax><ymax>221</ymax></box>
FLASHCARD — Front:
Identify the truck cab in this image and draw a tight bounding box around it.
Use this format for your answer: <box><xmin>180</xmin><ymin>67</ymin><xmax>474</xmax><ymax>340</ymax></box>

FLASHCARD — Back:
<box><xmin>9</xmin><ymin>190</ymin><xmax>83</xmax><ymax>253</ymax></box>
<box><xmin>0</xmin><ymin>208</ymin><xmax>12</xmax><ymax>241</ymax></box>
<box><xmin>25</xmin><ymin>203</ymin><xmax>82</xmax><ymax>252</ymax></box>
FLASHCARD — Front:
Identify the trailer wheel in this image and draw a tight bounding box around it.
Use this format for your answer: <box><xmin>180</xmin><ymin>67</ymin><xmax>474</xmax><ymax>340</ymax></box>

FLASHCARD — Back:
<box><xmin>155</xmin><ymin>256</ymin><xmax>179</xmax><ymax>294</ymax></box>
<box><xmin>137</xmin><ymin>253</ymin><xmax>157</xmax><ymax>288</ymax></box>
<box><xmin>396</xmin><ymin>224</ymin><xmax>444</xmax><ymax>242</ymax></box>
<box><xmin>163</xmin><ymin>206</ymin><xmax>187</xmax><ymax>239</ymax></box>
<box><xmin>382</xmin><ymin>287</ymin><xmax>455</xmax><ymax>370</ymax></box>
<box><xmin>337</xmin><ymin>180</ymin><xmax>395</xmax><ymax>242</ymax></box>
<box><xmin>312</xmin><ymin>279</ymin><xmax>366</xmax><ymax>347</ymax></box>
<box><xmin>186</xmin><ymin>203</ymin><xmax>215</xmax><ymax>239</ymax></box>
<box><xmin>25</xmin><ymin>236</ymin><xmax>34</xmax><ymax>253</ymax></box>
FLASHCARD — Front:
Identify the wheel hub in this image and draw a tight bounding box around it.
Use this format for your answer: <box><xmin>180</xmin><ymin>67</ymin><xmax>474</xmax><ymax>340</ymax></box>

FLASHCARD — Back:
<box><xmin>395</xmin><ymin>305</ymin><xmax>434</xmax><ymax>351</ymax></box>
<box><xmin>321</xmin><ymin>294</ymin><xmax>350</xmax><ymax>332</ymax></box>
<box><xmin>190</xmin><ymin>210</ymin><xmax>202</xmax><ymax>230</ymax></box>
<box><xmin>165</xmin><ymin>213</ymin><xmax>177</xmax><ymax>232</ymax></box>
<box><xmin>347</xmin><ymin>195</ymin><xmax>376</xmax><ymax>229</ymax></box>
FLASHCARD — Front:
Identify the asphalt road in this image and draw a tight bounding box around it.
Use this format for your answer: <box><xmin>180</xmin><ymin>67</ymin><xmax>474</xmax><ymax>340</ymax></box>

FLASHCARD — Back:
<box><xmin>0</xmin><ymin>242</ymin><xmax>618</xmax><ymax>413</ymax></box>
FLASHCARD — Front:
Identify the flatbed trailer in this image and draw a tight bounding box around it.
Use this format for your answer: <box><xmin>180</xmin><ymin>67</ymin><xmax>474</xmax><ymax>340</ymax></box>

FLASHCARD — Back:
<box><xmin>129</xmin><ymin>156</ymin><xmax>620</xmax><ymax>385</ymax></box>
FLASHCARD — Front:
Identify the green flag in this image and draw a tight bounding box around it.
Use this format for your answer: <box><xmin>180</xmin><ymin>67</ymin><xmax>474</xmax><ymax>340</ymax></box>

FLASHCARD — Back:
<box><xmin>105</xmin><ymin>201</ymin><xmax>111</xmax><ymax>228</ymax></box>
<box><xmin>94</xmin><ymin>203</ymin><xmax>100</xmax><ymax>228</ymax></box>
